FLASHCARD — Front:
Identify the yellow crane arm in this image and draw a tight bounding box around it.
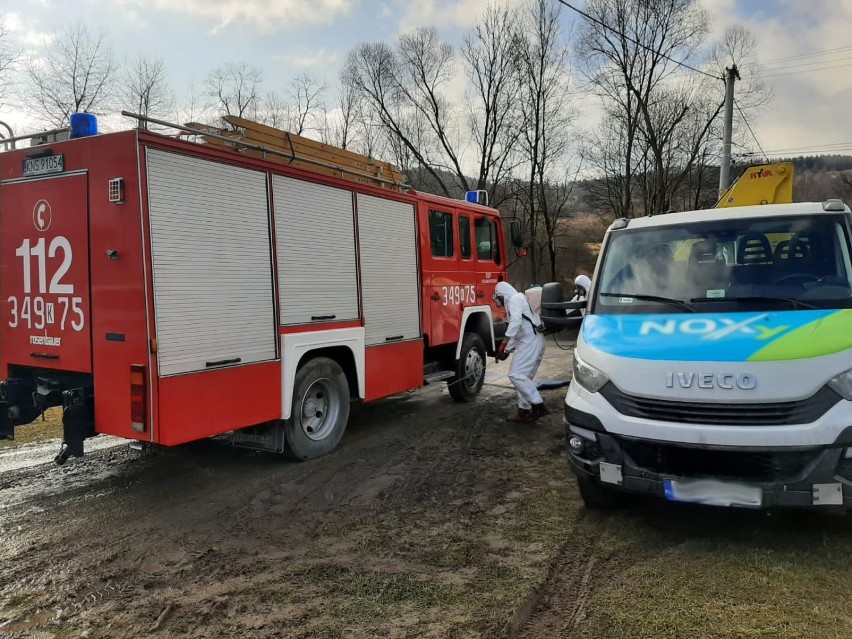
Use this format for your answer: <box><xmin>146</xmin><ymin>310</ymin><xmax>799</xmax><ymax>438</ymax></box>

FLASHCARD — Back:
<box><xmin>715</xmin><ymin>162</ymin><xmax>794</xmax><ymax>208</ymax></box>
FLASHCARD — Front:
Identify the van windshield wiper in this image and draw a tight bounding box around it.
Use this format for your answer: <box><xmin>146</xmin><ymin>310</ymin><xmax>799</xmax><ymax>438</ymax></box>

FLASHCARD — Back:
<box><xmin>600</xmin><ymin>292</ymin><xmax>694</xmax><ymax>312</ymax></box>
<box><xmin>690</xmin><ymin>295</ymin><xmax>819</xmax><ymax>310</ymax></box>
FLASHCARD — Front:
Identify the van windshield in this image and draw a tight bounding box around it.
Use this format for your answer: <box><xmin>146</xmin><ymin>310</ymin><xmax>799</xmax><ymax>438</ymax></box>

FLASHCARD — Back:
<box><xmin>594</xmin><ymin>214</ymin><xmax>852</xmax><ymax>314</ymax></box>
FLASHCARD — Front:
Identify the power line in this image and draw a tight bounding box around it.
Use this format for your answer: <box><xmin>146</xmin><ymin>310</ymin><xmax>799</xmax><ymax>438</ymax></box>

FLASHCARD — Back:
<box><xmin>761</xmin><ymin>54</ymin><xmax>852</xmax><ymax>74</ymax></box>
<box><xmin>733</xmin><ymin>98</ymin><xmax>767</xmax><ymax>163</ymax></box>
<box><xmin>761</xmin><ymin>44</ymin><xmax>852</xmax><ymax>65</ymax></box>
<box><xmin>760</xmin><ymin>61</ymin><xmax>852</xmax><ymax>79</ymax></box>
<box><xmin>745</xmin><ymin>144</ymin><xmax>852</xmax><ymax>157</ymax></box>
<box><xmin>745</xmin><ymin>148</ymin><xmax>852</xmax><ymax>159</ymax></box>
<box><xmin>747</xmin><ymin>141</ymin><xmax>852</xmax><ymax>154</ymax></box>
<box><xmin>555</xmin><ymin>0</ymin><xmax>721</xmax><ymax>80</ymax></box>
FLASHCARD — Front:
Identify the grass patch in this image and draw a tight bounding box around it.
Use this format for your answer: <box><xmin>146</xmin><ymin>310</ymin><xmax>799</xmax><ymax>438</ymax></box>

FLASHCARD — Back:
<box><xmin>0</xmin><ymin>407</ymin><xmax>62</xmax><ymax>449</ymax></box>
<box><xmin>571</xmin><ymin>507</ymin><xmax>852</xmax><ymax>639</ymax></box>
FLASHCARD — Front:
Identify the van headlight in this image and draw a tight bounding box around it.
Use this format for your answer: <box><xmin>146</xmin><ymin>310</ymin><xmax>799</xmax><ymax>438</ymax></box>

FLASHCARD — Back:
<box><xmin>829</xmin><ymin>368</ymin><xmax>852</xmax><ymax>400</ymax></box>
<box><xmin>572</xmin><ymin>351</ymin><xmax>609</xmax><ymax>393</ymax></box>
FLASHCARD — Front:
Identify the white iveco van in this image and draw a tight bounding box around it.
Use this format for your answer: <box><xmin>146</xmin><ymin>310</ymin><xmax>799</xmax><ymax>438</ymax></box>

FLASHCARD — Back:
<box><xmin>546</xmin><ymin>201</ymin><xmax>852</xmax><ymax>510</ymax></box>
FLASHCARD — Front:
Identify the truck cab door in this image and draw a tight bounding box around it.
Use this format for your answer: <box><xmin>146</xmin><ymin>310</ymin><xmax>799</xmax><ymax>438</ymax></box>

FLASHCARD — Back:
<box><xmin>423</xmin><ymin>207</ymin><xmax>466</xmax><ymax>347</ymax></box>
<box><xmin>473</xmin><ymin>215</ymin><xmax>503</xmax><ymax>316</ymax></box>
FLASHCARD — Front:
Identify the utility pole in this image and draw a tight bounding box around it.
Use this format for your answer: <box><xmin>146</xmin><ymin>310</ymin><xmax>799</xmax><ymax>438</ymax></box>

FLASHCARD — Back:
<box><xmin>718</xmin><ymin>64</ymin><xmax>739</xmax><ymax>197</ymax></box>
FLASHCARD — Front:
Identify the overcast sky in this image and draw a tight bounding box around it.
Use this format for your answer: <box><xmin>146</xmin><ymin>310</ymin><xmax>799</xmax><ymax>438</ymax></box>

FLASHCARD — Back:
<box><xmin>1</xmin><ymin>0</ymin><xmax>851</xmax><ymax>160</ymax></box>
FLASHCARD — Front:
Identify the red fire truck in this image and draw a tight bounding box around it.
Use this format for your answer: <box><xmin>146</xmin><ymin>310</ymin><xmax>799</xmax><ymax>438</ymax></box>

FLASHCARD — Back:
<box><xmin>0</xmin><ymin>114</ymin><xmax>520</xmax><ymax>463</ymax></box>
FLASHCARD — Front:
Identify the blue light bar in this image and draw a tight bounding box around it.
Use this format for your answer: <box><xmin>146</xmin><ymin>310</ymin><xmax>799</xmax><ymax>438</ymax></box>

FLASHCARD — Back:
<box><xmin>465</xmin><ymin>190</ymin><xmax>488</xmax><ymax>205</ymax></box>
<box><xmin>70</xmin><ymin>113</ymin><xmax>98</xmax><ymax>138</ymax></box>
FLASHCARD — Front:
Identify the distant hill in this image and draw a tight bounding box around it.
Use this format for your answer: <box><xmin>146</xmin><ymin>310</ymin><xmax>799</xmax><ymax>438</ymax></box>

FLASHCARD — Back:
<box><xmin>782</xmin><ymin>154</ymin><xmax>852</xmax><ymax>173</ymax></box>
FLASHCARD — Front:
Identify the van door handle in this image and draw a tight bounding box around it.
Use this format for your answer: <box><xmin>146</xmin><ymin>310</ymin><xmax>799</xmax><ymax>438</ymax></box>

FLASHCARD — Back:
<box><xmin>431</xmin><ymin>294</ymin><xmax>440</xmax><ymax>301</ymax></box>
<box><xmin>477</xmin><ymin>291</ymin><xmax>485</xmax><ymax>299</ymax></box>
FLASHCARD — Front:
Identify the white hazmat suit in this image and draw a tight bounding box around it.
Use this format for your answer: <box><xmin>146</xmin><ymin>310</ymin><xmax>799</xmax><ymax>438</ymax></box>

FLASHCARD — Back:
<box><xmin>495</xmin><ymin>281</ymin><xmax>547</xmax><ymax>421</ymax></box>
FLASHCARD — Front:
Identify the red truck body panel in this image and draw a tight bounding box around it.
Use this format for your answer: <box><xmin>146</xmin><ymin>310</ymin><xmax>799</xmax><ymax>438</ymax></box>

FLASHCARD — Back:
<box><xmin>0</xmin><ymin>129</ymin><xmax>507</xmax><ymax>449</ymax></box>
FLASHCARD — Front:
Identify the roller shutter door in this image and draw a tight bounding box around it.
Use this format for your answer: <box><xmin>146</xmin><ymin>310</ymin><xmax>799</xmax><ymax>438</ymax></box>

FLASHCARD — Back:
<box><xmin>357</xmin><ymin>194</ymin><xmax>421</xmax><ymax>346</ymax></box>
<box><xmin>146</xmin><ymin>149</ymin><xmax>277</xmax><ymax>376</ymax></box>
<box><xmin>274</xmin><ymin>176</ymin><xmax>359</xmax><ymax>325</ymax></box>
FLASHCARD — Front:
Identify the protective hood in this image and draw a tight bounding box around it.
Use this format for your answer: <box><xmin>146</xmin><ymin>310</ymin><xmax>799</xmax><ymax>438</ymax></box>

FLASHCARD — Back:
<box><xmin>495</xmin><ymin>281</ymin><xmax>517</xmax><ymax>298</ymax></box>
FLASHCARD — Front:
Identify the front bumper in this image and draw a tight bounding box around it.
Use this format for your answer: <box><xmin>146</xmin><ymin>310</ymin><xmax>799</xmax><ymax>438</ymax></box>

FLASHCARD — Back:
<box><xmin>565</xmin><ymin>402</ymin><xmax>852</xmax><ymax>508</ymax></box>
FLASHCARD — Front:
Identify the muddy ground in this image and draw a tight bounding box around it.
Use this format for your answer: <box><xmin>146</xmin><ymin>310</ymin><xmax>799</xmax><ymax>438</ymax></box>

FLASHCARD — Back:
<box><xmin>2</xmin><ymin>344</ymin><xmax>852</xmax><ymax>639</ymax></box>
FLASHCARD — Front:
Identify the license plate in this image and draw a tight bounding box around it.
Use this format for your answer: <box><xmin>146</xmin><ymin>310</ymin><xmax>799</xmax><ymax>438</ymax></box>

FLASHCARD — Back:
<box><xmin>22</xmin><ymin>154</ymin><xmax>64</xmax><ymax>177</ymax></box>
<box><xmin>663</xmin><ymin>478</ymin><xmax>762</xmax><ymax>508</ymax></box>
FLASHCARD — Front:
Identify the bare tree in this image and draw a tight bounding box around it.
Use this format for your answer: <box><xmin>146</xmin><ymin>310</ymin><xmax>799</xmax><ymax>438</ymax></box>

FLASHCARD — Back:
<box><xmin>173</xmin><ymin>78</ymin><xmax>214</xmax><ymax>127</ymax></box>
<box><xmin>351</xmin><ymin>96</ymin><xmax>383</xmax><ymax>158</ymax></box>
<box><xmin>0</xmin><ymin>13</ymin><xmax>20</xmax><ymax>142</ymax></box>
<box><xmin>0</xmin><ymin>13</ymin><xmax>20</xmax><ymax>112</ymax></box>
<box><xmin>259</xmin><ymin>91</ymin><xmax>289</xmax><ymax>129</ymax></box>
<box><xmin>515</xmin><ymin>0</ymin><xmax>577</xmax><ymax>282</ymax></box>
<box><xmin>19</xmin><ymin>20</ymin><xmax>116</xmax><ymax>128</ymax></box>
<box><xmin>206</xmin><ymin>62</ymin><xmax>262</xmax><ymax>123</ymax></box>
<box><xmin>583</xmin><ymin>109</ymin><xmax>637</xmax><ymax>219</ymax></box>
<box><xmin>345</xmin><ymin>40</ymin><xmax>455</xmax><ymax>195</ymax></box>
<box><xmin>462</xmin><ymin>2</ymin><xmax>523</xmax><ymax>198</ymax></box>
<box><xmin>288</xmin><ymin>72</ymin><xmax>326</xmax><ymax>136</ymax></box>
<box><xmin>121</xmin><ymin>55</ymin><xmax>173</xmax><ymax>128</ymax></box>
<box><xmin>322</xmin><ymin>71</ymin><xmax>359</xmax><ymax>149</ymax></box>
<box><xmin>578</xmin><ymin>0</ymin><xmax>710</xmax><ymax>215</ymax></box>
<box><xmin>396</xmin><ymin>27</ymin><xmax>469</xmax><ymax>192</ymax></box>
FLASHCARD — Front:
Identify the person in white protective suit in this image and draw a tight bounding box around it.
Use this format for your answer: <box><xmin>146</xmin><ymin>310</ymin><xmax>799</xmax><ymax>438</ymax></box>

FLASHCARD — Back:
<box><xmin>494</xmin><ymin>281</ymin><xmax>549</xmax><ymax>423</ymax></box>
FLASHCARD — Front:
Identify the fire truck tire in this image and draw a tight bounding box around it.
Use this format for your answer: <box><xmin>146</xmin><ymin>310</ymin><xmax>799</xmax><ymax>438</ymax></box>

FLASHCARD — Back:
<box><xmin>448</xmin><ymin>332</ymin><xmax>486</xmax><ymax>402</ymax></box>
<box><xmin>285</xmin><ymin>357</ymin><xmax>350</xmax><ymax>460</ymax></box>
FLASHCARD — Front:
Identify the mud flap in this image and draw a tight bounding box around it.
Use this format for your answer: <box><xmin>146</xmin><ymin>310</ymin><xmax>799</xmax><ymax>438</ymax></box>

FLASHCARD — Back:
<box><xmin>0</xmin><ymin>402</ymin><xmax>12</xmax><ymax>440</ymax></box>
<box><xmin>57</xmin><ymin>388</ymin><xmax>95</xmax><ymax>465</ymax></box>
<box><xmin>0</xmin><ymin>378</ymin><xmax>39</xmax><ymax>440</ymax></box>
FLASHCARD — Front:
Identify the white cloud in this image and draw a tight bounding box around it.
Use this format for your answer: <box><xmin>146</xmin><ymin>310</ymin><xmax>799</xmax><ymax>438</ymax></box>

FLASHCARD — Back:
<box><xmin>5</xmin><ymin>11</ymin><xmax>55</xmax><ymax>48</ymax></box>
<box><xmin>273</xmin><ymin>48</ymin><xmax>339</xmax><ymax>69</ymax></box>
<box><xmin>395</xmin><ymin>0</ymin><xmax>526</xmax><ymax>33</ymax></box>
<box><xmin>704</xmin><ymin>0</ymin><xmax>852</xmax><ymax>156</ymax></box>
<box><xmin>118</xmin><ymin>0</ymin><xmax>352</xmax><ymax>31</ymax></box>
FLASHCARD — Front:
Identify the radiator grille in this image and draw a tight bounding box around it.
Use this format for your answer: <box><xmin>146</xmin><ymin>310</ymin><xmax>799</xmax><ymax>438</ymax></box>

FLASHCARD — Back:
<box><xmin>619</xmin><ymin>438</ymin><xmax>818</xmax><ymax>482</ymax></box>
<box><xmin>599</xmin><ymin>383</ymin><xmax>841</xmax><ymax>426</ymax></box>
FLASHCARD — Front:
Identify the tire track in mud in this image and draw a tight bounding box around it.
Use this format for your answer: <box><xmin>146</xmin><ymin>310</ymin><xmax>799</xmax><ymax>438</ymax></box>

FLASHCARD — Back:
<box><xmin>513</xmin><ymin>513</ymin><xmax>615</xmax><ymax>639</ymax></box>
<box><xmin>0</xmin><ymin>367</ymin><xmax>567</xmax><ymax>638</ymax></box>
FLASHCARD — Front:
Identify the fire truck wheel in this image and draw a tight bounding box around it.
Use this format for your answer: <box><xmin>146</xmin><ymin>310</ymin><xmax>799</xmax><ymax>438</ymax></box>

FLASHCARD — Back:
<box><xmin>285</xmin><ymin>357</ymin><xmax>350</xmax><ymax>460</ymax></box>
<box><xmin>449</xmin><ymin>332</ymin><xmax>486</xmax><ymax>402</ymax></box>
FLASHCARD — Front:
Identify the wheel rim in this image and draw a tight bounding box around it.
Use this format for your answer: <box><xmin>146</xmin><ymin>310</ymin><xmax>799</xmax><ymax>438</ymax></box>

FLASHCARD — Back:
<box><xmin>462</xmin><ymin>347</ymin><xmax>484</xmax><ymax>390</ymax></box>
<box><xmin>299</xmin><ymin>378</ymin><xmax>340</xmax><ymax>441</ymax></box>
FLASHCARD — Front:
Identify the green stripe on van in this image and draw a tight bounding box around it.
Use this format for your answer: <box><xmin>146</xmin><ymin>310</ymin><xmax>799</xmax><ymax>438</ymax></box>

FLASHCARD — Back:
<box><xmin>749</xmin><ymin>309</ymin><xmax>852</xmax><ymax>361</ymax></box>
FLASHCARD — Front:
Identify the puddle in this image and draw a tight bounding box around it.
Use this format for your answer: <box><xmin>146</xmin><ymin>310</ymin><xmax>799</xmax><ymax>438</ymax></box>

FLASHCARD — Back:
<box><xmin>0</xmin><ymin>436</ymin><xmax>126</xmax><ymax>475</ymax></box>
<box><xmin>0</xmin><ymin>607</ymin><xmax>59</xmax><ymax>634</ymax></box>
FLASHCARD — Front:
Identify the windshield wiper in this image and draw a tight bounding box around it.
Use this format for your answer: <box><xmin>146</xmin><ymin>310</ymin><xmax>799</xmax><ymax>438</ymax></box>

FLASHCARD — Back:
<box><xmin>690</xmin><ymin>296</ymin><xmax>819</xmax><ymax>310</ymax></box>
<box><xmin>600</xmin><ymin>292</ymin><xmax>694</xmax><ymax>312</ymax></box>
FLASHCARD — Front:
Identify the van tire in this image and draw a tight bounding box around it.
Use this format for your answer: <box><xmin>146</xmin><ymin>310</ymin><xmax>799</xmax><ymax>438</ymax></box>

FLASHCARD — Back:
<box><xmin>576</xmin><ymin>475</ymin><xmax>623</xmax><ymax>510</ymax></box>
<box><xmin>285</xmin><ymin>357</ymin><xmax>350</xmax><ymax>460</ymax></box>
<box><xmin>448</xmin><ymin>333</ymin><xmax>486</xmax><ymax>402</ymax></box>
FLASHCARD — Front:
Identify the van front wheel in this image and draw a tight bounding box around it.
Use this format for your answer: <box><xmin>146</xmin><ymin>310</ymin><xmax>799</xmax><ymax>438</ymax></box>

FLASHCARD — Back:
<box><xmin>576</xmin><ymin>475</ymin><xmax>623</xmax><ymax>510</ymax></box>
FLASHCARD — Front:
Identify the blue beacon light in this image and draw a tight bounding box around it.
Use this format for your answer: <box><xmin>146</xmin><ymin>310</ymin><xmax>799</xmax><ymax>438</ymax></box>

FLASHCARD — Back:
<box><xmin>69</xmin><ymin>113</ymin><xmax>98</xmax><ymax>138</ymax></box>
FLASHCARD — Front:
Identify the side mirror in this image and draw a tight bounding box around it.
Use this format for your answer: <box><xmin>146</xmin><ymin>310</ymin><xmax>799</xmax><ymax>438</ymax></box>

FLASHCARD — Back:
<box><xmin>540</xmin><ymin>282</ymin><xmax>585</xmax><ymax>331</ymax></box>
<box><xmin>509</xmin><ymin>219</ymin><xmax>523</xmax><ymax>248</ymax></box>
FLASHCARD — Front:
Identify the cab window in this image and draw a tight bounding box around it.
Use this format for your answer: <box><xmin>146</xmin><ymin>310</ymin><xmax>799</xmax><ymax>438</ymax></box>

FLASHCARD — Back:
<box><xmin>429</xmin><ymin>210</ymin><xmax>454</xmax><ymax>258</ymax></box>
<box><xmin>459</xmin><ymin>215</ymin><xmax>472</xmax><ymax>260</ymax></box>
<box><xmin>475</xmin><ymin>217</ymin><xmax>501</xmax><ymax>264</ymax></box>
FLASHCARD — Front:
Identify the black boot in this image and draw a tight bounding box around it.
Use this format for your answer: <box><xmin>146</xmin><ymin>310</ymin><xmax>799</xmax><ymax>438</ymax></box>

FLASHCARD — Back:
<box><xmin>530</xmin><ymin>403</ymin><xmax>550</xmax><ymax>420</ymax></box>
<box><xmin>507</xmin><ymin>407</ymin><xmax>533</xmax><ymax>423</ymax></box>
